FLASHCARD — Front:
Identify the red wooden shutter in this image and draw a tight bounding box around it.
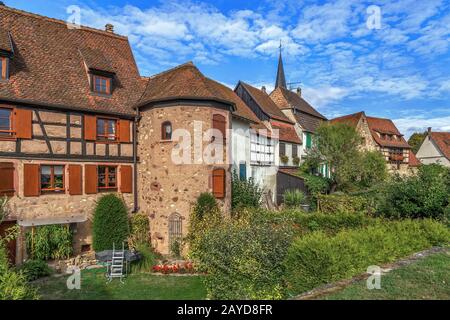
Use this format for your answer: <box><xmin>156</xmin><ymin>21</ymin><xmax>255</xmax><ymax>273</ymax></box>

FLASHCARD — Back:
<box><xmin>213</xmin><ymin>114</ymin><xmax>226</xmax><ymax>141</ymax></box>
<box><xmin>84</xmin><ymin>115</ymin><xmax>97</xmax><ymax>141</ymax></box>
<box><xmin>85</xmin><ymin>165</ymin><xmax>98</xmax><ymax>194</ymax></box>
<box><xmin>68</xmin><ymin>165</ymin><xmax>82</xmax><ymax>195</ymax></box>
<box><xmin>14</xmin><ymin>109</ymin><xmax>32</xmax><ymax>139</ymax></box>
<box><xmin>119</xmin><ymin>119</ymin><xmax>131</xmax><ymax>143</ymax></box>
<box><xmin>120</xmin><ymin>165</ymin><xmax>132</xmax><ymax>193</ymax></box>
<box><xmin>23</xmin><ymin>164</ymin><xmax>40</xmax><ymax>197</ymax></box>
<box><xmin>212</xmin><ymin>168</ymin><xmax>225</xmax><ymax>199</ymax></box>
<box><xmin>0</xmin><ymin>162</ymin><xmax>15</xmax><ymax>196</ymax></box>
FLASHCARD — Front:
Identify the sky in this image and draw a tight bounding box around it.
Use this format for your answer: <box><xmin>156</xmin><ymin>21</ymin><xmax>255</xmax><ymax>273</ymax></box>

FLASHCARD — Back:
<box><xmin>6</xmin><ymin>0</ymin><xmax>450</xmax><ymax>137</ymax></box>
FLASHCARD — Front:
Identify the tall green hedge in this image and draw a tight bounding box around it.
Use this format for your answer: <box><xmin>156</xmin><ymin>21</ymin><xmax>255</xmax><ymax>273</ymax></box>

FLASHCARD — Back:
<box><xmin>93</xmin><ymin>194</ymin><xmax>129</xmax><ymax>252</ymax></box>
<box><xmin>284</xmin><ymin>219</ymin><xmax>450</xmax><ymax>295</ymax></box>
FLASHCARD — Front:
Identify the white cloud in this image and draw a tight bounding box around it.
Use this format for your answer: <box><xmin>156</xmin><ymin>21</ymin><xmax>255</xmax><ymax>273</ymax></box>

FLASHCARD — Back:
<box><xmin>393</xmin><ymin>115</ymin><xmax>450</xmax><ymax>138</ymax></box>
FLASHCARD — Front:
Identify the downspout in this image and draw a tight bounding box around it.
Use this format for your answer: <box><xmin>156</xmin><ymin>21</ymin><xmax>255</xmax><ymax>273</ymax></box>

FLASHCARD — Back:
<box><xmin>132</xmin><ymin>108</ymin><xmax>140</xmax><ymax>213</ymax></box>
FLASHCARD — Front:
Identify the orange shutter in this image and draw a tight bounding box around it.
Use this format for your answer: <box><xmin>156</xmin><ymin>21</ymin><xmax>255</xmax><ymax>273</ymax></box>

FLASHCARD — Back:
<box><xmin>23</xmin><ymin>164</ymin><xmax>40</xmax><ymax>197</ymax></box>
<box><xmin>119</xmin><ymin>119</ymin><xmax>131</xmax><ymax>143</ymax></box>
<box><xmin>85</xmin><ymin>165</ymin><xmax>98</xmax><ymax>194</ymax></box>
<box><xmin>213</xmin><ymin>114</ymin><xmax>226</xmax><ymax>141</ymax></box>
<box><xmin>212</xmin><ymin>168</ymin><xmax>225</xmax><ymax>199</ymax></box>
<box><xmin>0</xmin><ymin>162</ymin><xmax>15</xmax><ymax>196</ymax></box>
<box><xmin>14</xmin><ymin>109</ymin><xmax>32</xmax><ymax>139</ymax></box>
<box><xmin>68</xmin><ymin>165</ymin><xmax>82</xmax><ymax>195</ymax></box>
<box><xmin>120</xmin><ymin>165</ymin><xmax>132</xmax><ymax>193</ymax></box>
<box><xmin>84</xmin><ymin>115</ymin><xmax>97</xmax><ymax>141</ymax></box>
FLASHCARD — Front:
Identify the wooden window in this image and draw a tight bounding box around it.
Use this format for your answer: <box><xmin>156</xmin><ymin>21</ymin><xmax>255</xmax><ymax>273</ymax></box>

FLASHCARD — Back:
<box><xmin>120</xmin><ymin>165</ymin><xmax>132</xmax><ymax>193</ymax></box>
<box><xmin>97</xmin><ymin>118</ymin><xmax>117</xmax><ymax>141</ymax></box>
<box><xmin>0</xmin><ymin>107</ymin><xmax>13</xmax><ymax>138</ymax></box>
<box><xmin>279</xmin><ymin>143</ymin><xmax>286</xmax><ymax>156</ymax></box>
<box><xmin>14</xmin><ymin>109</ymin><xmax>32</xmax><ymax>139</ymax></box>
<box><xmin>212</xmin><ymin>168</ymin><xmax>225</xmax><ymax>199</ymax></box>
<box><xmin>92</xmin><ymin>75</ymin><xmax>111</xmax><ymax>94</ymax></box>
<box><xmin>40</xmin><ymin>165</ymin><xmax>65</xmax><ymax>193</ymax></box>
<box><xmin>0</xmin><ymin>162</ymin><xmax>15</xmax><ymax>196</ymax></box>
<box><xmin>85</xmin><ymin>165</ymin><xmax>98</xmax><ymax>194</ymax></box>
<box><xmin>168</xmin><ymin>213</ymin><xmax>182</xmax><ymax>249</ymax></box>
<box><xmin>161</xmin><ymin>121</ymin><xmax>172</xmax><ymax>140</ymax></box>
<box><xmin>212</xmin><ymin>114</ymin><xmax>226</xmax><ymax>142</ymax></box>
<box><xmin>292</xmin><ymin>145</ymin><xmax>298</xmax><ymax>158</ymax></box>
<box><xmin>23</xmin><ymin>164</ymin><xmax>40</xmax><ymax>197</ymax></box>
<box><xmin>98</xmin><ymin>166</ymin><xmax>117</xmax><ymax>191</ymax></box>
<box><xmin>119</xmin><ymin>119</ymin><xmax>131</xmax><ymax>143</ymax></box>
<box><xmin>0</xmin><ymin>57</ymin><xmax>8</xmax><ymax>80</ymax></box>
<box><xmin>389</xmin><ymin>148</ymin><xmax>404</xmax><ymax>162</ymax></box>
<box><xmin>68</xmin><ymin>165</ymin><xmax>82</xmax><ymax>195</ymax></box>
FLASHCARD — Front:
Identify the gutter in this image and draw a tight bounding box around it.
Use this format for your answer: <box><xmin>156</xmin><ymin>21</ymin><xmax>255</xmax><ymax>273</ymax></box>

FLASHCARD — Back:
<box><xmin>132</xmin><ymin>108</ymin><xmax>141</xmax><ymax>213</ymax></box>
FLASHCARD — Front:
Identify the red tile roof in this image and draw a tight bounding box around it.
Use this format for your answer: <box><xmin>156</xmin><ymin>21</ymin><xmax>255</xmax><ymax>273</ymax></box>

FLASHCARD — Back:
<box><xmin>271</xmin><ymin>120</ymin><xmax>301</xmax><ymax>144</ymax></box>
<box><xmin>330</xmin><ymin>111</ymin><xmax>365</xmax><ymax>128</ymax></box>
<box><xmin>137</xmin><ymin>62</ymin><xmax>259</xmax><ymax>123</ymax></box>
<box><xmin>239</xmin><ymin>82</ymin><xmax>292</xmax><ymax>122</ymax></box>
<box><xmin>430</xmin><ymin>132</ymin><xmax>450</xmax><ymax>161</ymax></box>
<box><xmin>409</xmin><ymin>150</ymin><xmax>421</xmax><ymax>167</ymax></box>
<box><xmin>0</xmin><ymin>5</ymin><xmax>144</xmax><ymax>116</ymax></box>
<box><xmin>270</xmin><ymin>86</ymin><xmax>326</xmax><ymax>120</ymax></box>
<box><xmin>294</xmin><ymin>112</ymin><xmax>325</xmax><ymax>133</ymax></box>
<box><xmin>366</xmin><ymin>116</ymin><xmax>410</xmax><ymax>148</ymax></box>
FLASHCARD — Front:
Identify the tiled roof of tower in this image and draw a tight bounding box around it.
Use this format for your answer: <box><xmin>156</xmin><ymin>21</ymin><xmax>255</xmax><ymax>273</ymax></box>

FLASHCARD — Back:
<box><xmin>366</xmin><ymin>116</ymin><xmax>410</xmax><ymax>148</ymax></box>
<box><xmin>330</xmin><ymin>112</ymin><xmax>365</xmax><ymax>127</ymax></box>
<box><xmin>136</xmin><ymin>62</ymin><xmax>259</xmax><ymax>123</ymax></box>
<box><xmin>270</xmin><ymin>86</ymin><xmax>327</xmax><ymax>120</ymax></box>
<box><xmin>238</xmin><ymin>82</ymin><xmax>291</xmax><ymax>122</ymax></box>
<box><xmin>0</xmin><ymin>5</ymin><xmax>144</xmax><ymax>116</ymax></box>
<box><xmin>430</xmin><ymin>132</ymin><xmax>450</xmax><ymax>160</ymax></box>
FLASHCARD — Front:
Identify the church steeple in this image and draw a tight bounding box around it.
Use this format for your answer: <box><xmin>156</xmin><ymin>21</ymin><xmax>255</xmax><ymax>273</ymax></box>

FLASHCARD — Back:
<box><xmin>275</xmin><ymin>41</ymin><xmax>287</xmax><ymax>89</ymax></box>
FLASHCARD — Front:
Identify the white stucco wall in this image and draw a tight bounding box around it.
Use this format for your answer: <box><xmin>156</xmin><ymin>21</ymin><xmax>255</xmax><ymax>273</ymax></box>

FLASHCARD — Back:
<box><xmin>231</xmin><ymin>118</ymin><xmax>251</xmax><ymax>177</ymax></box>
<box><xmin>416</xmin><ymin>137</ymin><xmax>450</xmax><ymax>166</ymax></box>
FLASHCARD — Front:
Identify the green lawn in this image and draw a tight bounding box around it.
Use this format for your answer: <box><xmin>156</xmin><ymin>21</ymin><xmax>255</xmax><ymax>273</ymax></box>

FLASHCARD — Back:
<box><xmin>35</xmin><ymin>268</ymin><xmax>207</xmax><ymax>300</ymax></box>
<box><xmin>322</xmin><ymin>253</ymin><xmax>450</xmax><ymax>300</ymax></box>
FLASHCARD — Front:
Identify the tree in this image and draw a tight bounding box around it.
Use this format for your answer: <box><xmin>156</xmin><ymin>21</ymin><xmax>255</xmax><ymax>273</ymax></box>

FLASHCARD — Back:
<box><xmin>408</xmin><ymin>131</ymin><xmax>427</xmax><ymax>154</ymax></box>
<box><xmin>306</xmin><ymin>122</ymin><xmax>387</xmax><ymax>192</ymax></box>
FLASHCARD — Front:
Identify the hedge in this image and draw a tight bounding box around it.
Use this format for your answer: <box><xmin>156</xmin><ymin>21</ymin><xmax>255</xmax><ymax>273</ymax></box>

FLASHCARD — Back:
<box><xmin>284</xmin><ymin>219</ymin><xmax>450</xmax><ymax>295</ymax></box>
<box><xmin>316</xmin><ymin>193</ymin><xmax>370</xmax><ymax>214</ymax></box>
<box><xmin>93</xmin><ymin>194</ymin><xmax>129</xmax><ymax>252</ymax></box>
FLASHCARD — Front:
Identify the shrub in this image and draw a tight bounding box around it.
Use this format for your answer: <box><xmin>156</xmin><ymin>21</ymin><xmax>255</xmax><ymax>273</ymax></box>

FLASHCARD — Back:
<box><xmin>377</xmin><ymin>164</ymin><xmax>450</xmax><ymax>220</ymax></box>
<box><xmin>131</xmin><ymin>243</ymin><xmax>158</xmax><ymax>274</ymax></box>
<box><xmin>317</xmin><ymin>193</ymin><xmax>369</xmax><ymax>214</ymax></box>
<box><xmin>19</xmin><ymin>260</ymin><xmax>52</xmax><ymax>282</ymax></box>
<box><xmin>282</xmin><ymin>210</ymin><xmax>375</xmax><ymax>236</ymax></box>
<box><xmin>284</xmin><ymin>219</ymin><xmax>450</xmax><ymax>295</ymax></box>
<box><xmin>192</xmin><ymin>193</ymin><xmax>218</xmax><ymax>221</ymax></box>
<box><xmin>231</xmin><ymin>171</ymin><xmax>263</xmax><ymax>211</ymax></box>
<box><xmin>282</xmin><ymin>190</ymin><xmax>306</xmax><ymax>208</ymax></box>
<box><xmin>93</xmin><ymin>194</ymin><xmax>130</xmax><ymax>252</ymax></box>
<box><xmin>128</xmin><ymin>213</ymin><xmax>150</xmax><ymax>250</ymax></box>
<box><xmin>26</xmin><ymin>225</ymin><xmax>73</xmax><ymax>260</ymax></box>
<box><xmin>193</xmin><ymin>215</ymin><xmax>295</xmax><ymax>300</ymax></box>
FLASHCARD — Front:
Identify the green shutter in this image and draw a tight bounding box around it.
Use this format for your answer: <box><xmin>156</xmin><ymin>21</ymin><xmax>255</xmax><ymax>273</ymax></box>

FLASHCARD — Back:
<box><xmin>306</xmin><ymin>133</ymin><xmax>312</xmax><ymax>149</ymax></box>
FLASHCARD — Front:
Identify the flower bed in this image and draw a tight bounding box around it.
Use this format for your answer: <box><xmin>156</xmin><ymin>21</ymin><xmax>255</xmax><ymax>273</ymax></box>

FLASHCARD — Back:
<box><xmin>152</xmin><ymin>261</ymin><xmax>195</xmax><ymax>274</ymax></box>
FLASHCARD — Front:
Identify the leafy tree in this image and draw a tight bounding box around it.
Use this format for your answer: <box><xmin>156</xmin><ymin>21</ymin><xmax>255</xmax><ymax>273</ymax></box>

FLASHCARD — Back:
<box><xmin>93</xmin><ymin>194</ymin><xmax>130</xmax><ymax>251</ymax></box>
<box><xmin>231</xmin><ymin>171</ymin><xmax>262</xmax><ymax>212</ymax></box>
<box><xmin>408</xmin><ymin>131</ymin><xmax>427</xmax><ymax>154</ymax></box>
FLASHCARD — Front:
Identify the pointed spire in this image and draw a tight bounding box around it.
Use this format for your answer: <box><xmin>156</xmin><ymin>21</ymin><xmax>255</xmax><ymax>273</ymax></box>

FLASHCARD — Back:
<box><xmin>275</xmin><ymin>41</ymin><xmax>287</xmax><ymax>89</ymax></box>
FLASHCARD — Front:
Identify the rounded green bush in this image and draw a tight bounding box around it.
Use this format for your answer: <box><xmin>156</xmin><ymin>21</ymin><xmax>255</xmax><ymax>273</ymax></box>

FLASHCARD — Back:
<box><xmin>93</xmin><ymin>194</ymin><xmax>129</xmax><ymax>252</ymax></box>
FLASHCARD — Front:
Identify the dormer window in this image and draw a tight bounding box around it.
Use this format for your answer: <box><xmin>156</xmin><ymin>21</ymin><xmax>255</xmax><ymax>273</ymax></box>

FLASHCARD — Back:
<box><xmin>0</xmin><ymin>56</ymin><xmax>8</xmax><ymax>80</ymax></box>
<box><xmin>92</xmin><ymin>74</ymin><xmax>111</xmax><ymax>95</ymax></box>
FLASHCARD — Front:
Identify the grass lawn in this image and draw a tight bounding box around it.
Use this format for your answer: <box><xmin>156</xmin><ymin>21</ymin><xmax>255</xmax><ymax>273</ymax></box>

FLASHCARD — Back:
<box><xmin>322</xmin><ymin>253</ymin><xmax>450</xmax><ymax>300</ymax></box>
<box><xmin>35</xmin><ymin>268</ymin><xmax>207</xmax><ymax>300</ymax></box>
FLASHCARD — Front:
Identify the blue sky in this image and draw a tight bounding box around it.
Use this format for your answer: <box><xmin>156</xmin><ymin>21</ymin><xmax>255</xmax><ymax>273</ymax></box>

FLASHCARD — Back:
<box><xmin>6</xmin><ymin>0</ymin><xmax>450</xmax><ymax>137</ymax></box>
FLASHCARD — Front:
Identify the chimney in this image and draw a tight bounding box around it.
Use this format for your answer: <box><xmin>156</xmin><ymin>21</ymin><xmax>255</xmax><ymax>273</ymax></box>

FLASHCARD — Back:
<box><xmin>297</xmin><ymin>87</ymin><xmax>302</xmax><ymax>97</ymax></box>
<box><xmin>428</xmin><ymin>127</ymin><xmax>432</xmax><ymax>139</ymax></box>
<box><xmin>105</xmin><ymin>24</ymin><xmax>114</xmax><ymax>33</ymax></box>
<box><xmin>261</xmin><ymin>86</ymin><xmax>266</xmax><ymax>93</ymax></box>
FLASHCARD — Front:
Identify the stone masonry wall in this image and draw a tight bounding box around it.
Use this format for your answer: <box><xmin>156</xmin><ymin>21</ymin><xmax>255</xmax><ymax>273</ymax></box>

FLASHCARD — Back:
<box><xmin>137</xmin><ymin>105</ymin><xmax>232</xmax><ymax>254</ymax></box>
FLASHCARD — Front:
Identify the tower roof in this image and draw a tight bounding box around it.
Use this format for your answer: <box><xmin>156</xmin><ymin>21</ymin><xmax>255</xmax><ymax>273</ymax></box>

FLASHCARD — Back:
<box><xmin>275</xmin><ymin>48</ymin><xmax>287</xmax><ymax>89</ymax></box>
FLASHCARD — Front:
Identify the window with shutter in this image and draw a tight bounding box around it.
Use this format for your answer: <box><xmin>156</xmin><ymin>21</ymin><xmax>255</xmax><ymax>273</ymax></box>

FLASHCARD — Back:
<box><xmin>212</xmin><ymin>168</ymin><xmax>225</xmax><ymax>199</ymax></box>
<box><xmin>14</xmin><ymin>109</ymin><xmax>32</xmax><ymax>139</ymax></box>
<box><xmin>292</xmin><ymin>145</ymin><xmax>298</xmax><ymax>158</ymax></box>
<box><xmin>84</xmin><ymin>115</ymin><xmax>97</xmax><ymax>141</ymax></box>
<box><xmin>85</xmin><ymin>164</ymin><xmax>98</xmax><ymax>194</ymax></box>
<box><xmin>212</xmin><ymin>114</ymin><xmax>226</xmax><ymax>143</ymax></box>
<box><xmin>0</xmin><ymin>162</ymin><xmax>15</xmax><ymax>196</ymax></box>
<box><xmin>0</xmin><ymin>107</ymin><xmax>14</xmax><ymax>139</ymax></box>
<box><xmin>120</xmin><ymin>165</ymin><xmax>132</xmax><ymax>193</ymax></box>
<box><xmin>279</xmin><ymin>143</ymin><xmax>286</xmax><ymax>156</ymax></box>
<box><xmin>40</xmin><ymin>165</ymin><xmax>65</xmax><ymax>193</ymax></box>
<box><xmin>68</xmin><ymin>165</ymin><xmax>82</xmax><ymax>195</ymax></box>
<box><xmin>23</xmin><ymin>164</ymin><xmax>40</xmax><ymax>197</ymax></box>
<box><xmin>96</xmin><ymin>118</ymin><xmax>117</xmax><ymax>141</ymax></box>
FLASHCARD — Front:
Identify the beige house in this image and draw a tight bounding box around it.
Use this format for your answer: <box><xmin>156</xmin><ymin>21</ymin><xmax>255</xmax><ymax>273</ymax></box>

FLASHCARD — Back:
<box><xmin>416</xmin><ymin>129</ymin><xmax>450</xmax><ymax>167</ymax></box>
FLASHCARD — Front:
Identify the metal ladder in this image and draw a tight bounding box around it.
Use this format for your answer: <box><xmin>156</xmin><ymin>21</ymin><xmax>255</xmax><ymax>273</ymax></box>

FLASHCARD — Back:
<box><xmin>107</xmin><ymin>242</ymin><xmax>125</xmax><ymax>283</ymax></box>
